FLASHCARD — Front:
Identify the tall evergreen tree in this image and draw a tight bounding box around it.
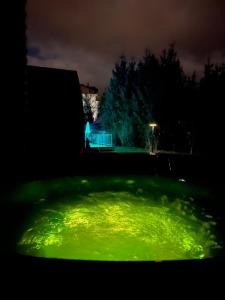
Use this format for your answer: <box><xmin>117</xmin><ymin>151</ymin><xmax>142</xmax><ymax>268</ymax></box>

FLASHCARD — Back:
<box><xmin>83</xmin><ymin>97</ymin><xmax>94</xmax><ymax>123</ymax></box>
<box><xmin>99</xmin><ymin>56</ymin><xmax>131</xmax><ymax>145</ymax></box>
<box><xmin>197</xmin><ymin>60</ymin><xmax>225</xmax><ymax>156</ymax></box>
<box><xmin>99</xmin><ymin>45</ymin><xmax>224</xmax><ymax>154</ymax></box>
<box><xmin>99</xmin><ymin>55</ymin><xmax>153</xmax><ymax>147</ymax></box>
<box><xmin>158</xmin><ymin>44</ymin><xmax>186</xmax><ymax>150</ymax></box>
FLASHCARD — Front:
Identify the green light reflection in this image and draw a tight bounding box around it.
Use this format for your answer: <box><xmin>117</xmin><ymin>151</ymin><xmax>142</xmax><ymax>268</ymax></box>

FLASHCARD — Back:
<box><xmin>17</xmin><ymin>184</ymin><xmax>221</xmax><ymax>261</ymax></box>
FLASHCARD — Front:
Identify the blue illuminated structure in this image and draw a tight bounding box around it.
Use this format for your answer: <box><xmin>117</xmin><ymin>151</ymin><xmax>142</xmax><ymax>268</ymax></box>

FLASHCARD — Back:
<box><xmin>85</xmin><ymin>122</ymin><xmax>91</xmax><ymax>138</ymax></box>
<box><xmin>85</xmin><ymin>122</ymin><xmax>112</xmax><ymax>149</ymax></box>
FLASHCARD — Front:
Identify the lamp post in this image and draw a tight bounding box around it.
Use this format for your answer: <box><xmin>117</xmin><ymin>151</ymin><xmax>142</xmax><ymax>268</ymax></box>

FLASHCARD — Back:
<box><xmin>149</xmin><ymin>123</ymin><xmax>157</xmax><ymax>154</ymax></box>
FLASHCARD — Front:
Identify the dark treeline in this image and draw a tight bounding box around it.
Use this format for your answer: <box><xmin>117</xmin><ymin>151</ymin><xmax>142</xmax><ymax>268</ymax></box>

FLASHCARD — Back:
<box><xmin>99</xmin><ymin>45</ymin><xmax>225</xmax><ymax>157</ymax></box>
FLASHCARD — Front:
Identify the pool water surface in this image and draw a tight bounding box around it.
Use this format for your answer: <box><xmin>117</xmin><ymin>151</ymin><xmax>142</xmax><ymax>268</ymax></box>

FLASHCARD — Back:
<box><xmin>15</xmin><ymin>176</ymin><xmax>222</xmax><ymax>261</ymax></box>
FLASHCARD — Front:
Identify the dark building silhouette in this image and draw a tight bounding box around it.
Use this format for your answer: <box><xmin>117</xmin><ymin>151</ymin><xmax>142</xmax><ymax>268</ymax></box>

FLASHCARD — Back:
<box><xmin>25</xmin><ymin>65</ymin><xmax>85</xmax><ymax>174</ymax></box>
<box><xmin>2</xmin><ymin>1</ymin><xmax>85</xmax><ymax>181</ymax></box>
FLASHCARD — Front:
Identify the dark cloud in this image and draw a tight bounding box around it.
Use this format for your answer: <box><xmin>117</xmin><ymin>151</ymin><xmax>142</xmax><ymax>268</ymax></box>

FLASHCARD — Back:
<box><xmin>27</xmin><ymin>0</ymin><xmax>225</xmax><ymax>92</ymax></box>
<box><xmin>27</xmin><ymin>46</ymin><xmax>59</xmax><ymax>60</ymax></box>
<box><xmin>27</xmin><ymin>46</ymin><xmax>41</xmax><ymax>58</ymax></box>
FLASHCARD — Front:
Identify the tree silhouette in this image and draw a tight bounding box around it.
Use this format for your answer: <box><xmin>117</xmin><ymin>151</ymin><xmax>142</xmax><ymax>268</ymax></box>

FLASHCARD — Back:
<box><xmin>83</xmin><ymin>97</ymin><xmax>94</xmax><ymax>123</ymax></box>
<box><xmin>99</xmin><ymin>46</ymin><xmax>225</xmax><ymax>155</ymax></box>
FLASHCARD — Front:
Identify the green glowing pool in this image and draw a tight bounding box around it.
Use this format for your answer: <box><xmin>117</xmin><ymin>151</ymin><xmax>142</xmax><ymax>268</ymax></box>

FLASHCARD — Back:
<box><xmin>15</xmin><ymin>176</ymin><xmax>222</xmax><ymax>261</ymax></box>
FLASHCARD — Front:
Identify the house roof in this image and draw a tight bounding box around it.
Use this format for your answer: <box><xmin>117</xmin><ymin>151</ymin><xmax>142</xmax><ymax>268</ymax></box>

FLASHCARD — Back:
<box><xmin>80</xmin><ymin>84</ymin><xmax>98</xmax><ymax>94</ymax></box>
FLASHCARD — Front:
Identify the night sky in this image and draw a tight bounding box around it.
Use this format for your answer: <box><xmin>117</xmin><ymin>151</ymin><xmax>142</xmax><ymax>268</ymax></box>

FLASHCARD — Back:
<box><xmin>27</xmin><ymin>0</ymin><xmax>225</xmax><ymax>93</ymax></box>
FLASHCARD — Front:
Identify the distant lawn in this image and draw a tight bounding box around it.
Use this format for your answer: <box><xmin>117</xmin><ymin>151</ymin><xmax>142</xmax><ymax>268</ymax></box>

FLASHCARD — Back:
<box><xmin>114</xmin><ymin>146</ymin><xmax>146</xmax><ymax>153</ymax></box>
<box><xmin>113</xmin><ymin>147</ymin><xmax>193</xmax><ymax>155</ymax></box>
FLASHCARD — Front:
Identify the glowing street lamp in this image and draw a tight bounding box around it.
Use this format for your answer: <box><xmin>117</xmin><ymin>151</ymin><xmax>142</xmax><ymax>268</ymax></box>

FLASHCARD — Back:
<box><xmin>149</xmin><ymin>123</ymin><xmax>157</xmax><ymax>133</ymax></box>
<box><xmin>149</xmin><ymin>123</ymin><xmax>157</xmax><ymax>154</ymax></box>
